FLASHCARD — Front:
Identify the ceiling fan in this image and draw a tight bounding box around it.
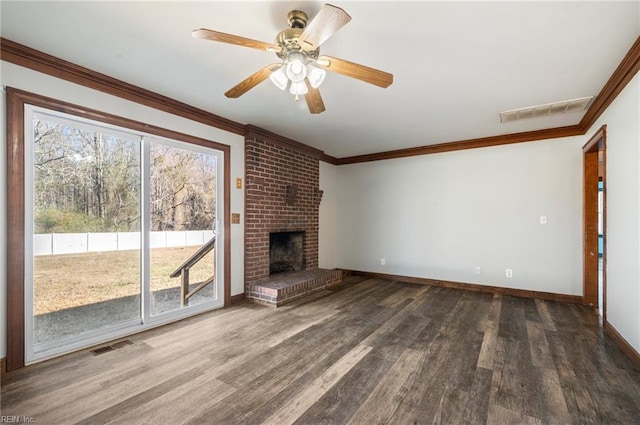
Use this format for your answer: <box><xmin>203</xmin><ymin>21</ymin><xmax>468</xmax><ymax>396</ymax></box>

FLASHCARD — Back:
<box><xmin>193</xmin><ymin>3</ymin><xmax>393</xmax><ymax>114</ymax></box>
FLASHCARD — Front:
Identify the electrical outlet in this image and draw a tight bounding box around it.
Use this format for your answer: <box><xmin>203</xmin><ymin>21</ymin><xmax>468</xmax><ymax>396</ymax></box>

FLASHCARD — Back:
<box><xmin>506</xmin><ymin>269</ymin><xmax>513</xmax><ymax>278</ymax></box>
<box><xmin>475</xmin><ymin>266</ymin><xmax>481</xmax><ymax>274</ymax></box>
<box><xmin>380</xmin><ymin>258</ymin><xmax>386</xmax><ymax>266</ymax></box>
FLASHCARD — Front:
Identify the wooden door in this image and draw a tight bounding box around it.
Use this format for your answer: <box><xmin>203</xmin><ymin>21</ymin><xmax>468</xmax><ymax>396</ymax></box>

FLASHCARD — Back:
<box><xmin>583</xmin><ymin>126</ymin><xmax>606</xmax><ymax>317</ymax></box>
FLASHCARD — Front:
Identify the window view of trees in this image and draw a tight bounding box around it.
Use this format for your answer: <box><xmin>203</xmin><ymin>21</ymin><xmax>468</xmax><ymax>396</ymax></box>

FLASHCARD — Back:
<box><xmin>150</xmin><ymin>143</ymin><xmax>217</xmax><ymax>231</ymax></box>
<box><xmin>33</xmin><ymin>119</ymin><xmax>217</xmax><ymax>234</ymax></box>
<box><xmin>33</xmin><ymin>119</ymin><xmax>140</xmax><ymax>233</ymax></box>
<box><xmin>30</xmin><ymin>113</ymin><xmax>221</xmax><ymax>352</ymax></box>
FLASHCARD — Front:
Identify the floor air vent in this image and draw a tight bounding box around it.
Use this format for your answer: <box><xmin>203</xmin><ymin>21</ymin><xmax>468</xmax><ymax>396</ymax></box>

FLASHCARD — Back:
<box><xmin>500</xmin><ymin>96</ymin><xmax>594</xmax><ymax>123</ymax></box>
<box><xmin>90</xmin><ymin>339</ymin><xmax>133</xmax><ymax>355</ymax></box>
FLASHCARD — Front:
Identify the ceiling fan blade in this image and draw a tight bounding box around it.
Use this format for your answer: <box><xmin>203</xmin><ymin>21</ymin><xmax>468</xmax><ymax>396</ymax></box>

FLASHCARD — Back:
<box><xmin>192</xmin><ymin>29</ymin><xmax>281</xmax><ymax>53</ymax></box>
<box><xmin>297</xmin><ymin>4</ymin><xmax>351</xmax><ymax>50</ymax></box>
<box><xmin>304</xmin><ymin>80</ymin><xmax>326</xmax><ymax>114</ymax></box>
<box><xmin>225</xmin><ymin>64</ymin><xmax>280</xmax><ymax>98</ymax></box>
<box><xmin>317</xmin><ymin>55</ymin><xmax>393</xmax><ymax>88</ymax></box>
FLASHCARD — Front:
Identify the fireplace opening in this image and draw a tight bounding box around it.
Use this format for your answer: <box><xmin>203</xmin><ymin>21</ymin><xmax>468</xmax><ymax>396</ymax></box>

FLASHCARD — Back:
<box><xmin>269</xmin><ymin>231</ymin><xmax>304</xmax><ymax>274</ymax></box>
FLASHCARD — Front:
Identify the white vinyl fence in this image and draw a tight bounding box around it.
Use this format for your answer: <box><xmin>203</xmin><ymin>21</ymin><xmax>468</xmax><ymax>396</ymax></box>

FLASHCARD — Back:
<box><xmin>34</xmin><ymin>230</ymin><xmax>215</xmax><ymax>256</ymax></box>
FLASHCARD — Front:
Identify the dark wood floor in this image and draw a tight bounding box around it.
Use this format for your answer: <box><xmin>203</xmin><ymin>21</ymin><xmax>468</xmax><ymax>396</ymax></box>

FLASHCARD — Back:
<box><xmin>2</xmin><ymin>276</ymin><xmax>640</xmax><ymax>424</ymax></box>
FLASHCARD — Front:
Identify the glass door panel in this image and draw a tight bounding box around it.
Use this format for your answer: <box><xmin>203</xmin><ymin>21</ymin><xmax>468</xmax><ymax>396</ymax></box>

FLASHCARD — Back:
<box><xmin>24</xmin><ymin>106</ymin><xmax>225</xmax><ymax>364</ymax></box>
<box><xmin>30</xmin><ymin>113</ymin><xmax>141</xmax><ymax>351</ymax></box>
<box><xmin>149</xmin><ymin>141</ymin><xmax>219</xmax><ymax>316</ymax></box>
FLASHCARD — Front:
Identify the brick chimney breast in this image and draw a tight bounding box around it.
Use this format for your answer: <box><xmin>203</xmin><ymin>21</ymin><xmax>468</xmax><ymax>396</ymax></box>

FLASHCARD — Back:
<box><xmin>244</xmin><ymin>132</ymin><xmax>320</xmax><ymax>288</ymax></box>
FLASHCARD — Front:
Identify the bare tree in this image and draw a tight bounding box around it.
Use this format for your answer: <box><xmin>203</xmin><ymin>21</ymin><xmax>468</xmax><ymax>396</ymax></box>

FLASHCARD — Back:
<box><xmin>32</xmin><ymin>119</ymin><xmax>216</xmax><ymax>233</ymax></box>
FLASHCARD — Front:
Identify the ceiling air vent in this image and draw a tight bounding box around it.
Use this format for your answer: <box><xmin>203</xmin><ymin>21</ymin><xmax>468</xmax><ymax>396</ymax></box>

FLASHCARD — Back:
<box><xmin>500</xmin><ymin>96</ymin><xmax>594</xmax><ymax>123</ymax></box>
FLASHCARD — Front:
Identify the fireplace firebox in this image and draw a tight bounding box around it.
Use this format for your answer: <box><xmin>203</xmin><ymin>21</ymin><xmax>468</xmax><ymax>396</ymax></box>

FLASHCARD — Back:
<box><xmin>269</xmin><ymin>231</ymin><xmax>304</xmax><ymax>274</ymax></box>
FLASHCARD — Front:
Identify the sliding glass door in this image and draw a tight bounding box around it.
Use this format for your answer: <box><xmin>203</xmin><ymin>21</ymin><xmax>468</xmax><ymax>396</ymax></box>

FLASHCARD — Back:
<box><xmin>24</xmin><ymin>107</ymin><xmax>224</xmax><ymax>363</ymax></box>
<box><xmin>148</xmin><ymin>140</ymin><xmax>219</xmax><ymax>316</ymax></box>
<box><xmin>27</xmin><ymin>114</ymin><xmax>143</xmax><ymax>355</ymax></box>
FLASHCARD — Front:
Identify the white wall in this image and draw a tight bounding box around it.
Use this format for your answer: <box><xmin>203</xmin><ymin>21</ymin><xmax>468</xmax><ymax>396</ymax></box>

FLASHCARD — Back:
<box><xmin>319</xmin><ymin>161</ymin><xmax>339</xmax><ymax>269</ymax></box>
<box><xmin>0</xmin><ymin>61</ymin><xmax>246</xmax><ymax>359</ymax></box>
<box><xmin>336</xmin><ymin>136</ymin><xmax>584</xmax><ymax>296</ymax></box>
<box><xmin>587</xmin><ymin>72</ymin><xmax>640</xmax><ymax>353</ymax></box>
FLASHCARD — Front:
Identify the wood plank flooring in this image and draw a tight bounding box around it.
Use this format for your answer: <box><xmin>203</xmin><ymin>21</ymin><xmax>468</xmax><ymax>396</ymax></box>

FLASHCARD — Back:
<box><xmin>2</xmin><ymin>276</ymin><xmax>640</xmax><ymax>424</ymax></box>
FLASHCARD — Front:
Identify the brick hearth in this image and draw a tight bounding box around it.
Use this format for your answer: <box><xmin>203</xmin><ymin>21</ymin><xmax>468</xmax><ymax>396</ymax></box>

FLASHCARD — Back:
<box><xmin>247</xmin><ymin>269</ymin><xmax>344</xmax><ymax>307</ymax></box>
<box><xmin>244</xmin><ymin>126</ymin><xmax>342</xmax><ymax>305</ymax></box>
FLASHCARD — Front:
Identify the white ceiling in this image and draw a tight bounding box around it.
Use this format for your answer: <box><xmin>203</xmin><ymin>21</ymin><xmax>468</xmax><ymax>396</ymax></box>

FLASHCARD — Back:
<box><xmin>2</xmin><ymin>1</ymin><xmax>639</xmax><ymax>158</ymax></box>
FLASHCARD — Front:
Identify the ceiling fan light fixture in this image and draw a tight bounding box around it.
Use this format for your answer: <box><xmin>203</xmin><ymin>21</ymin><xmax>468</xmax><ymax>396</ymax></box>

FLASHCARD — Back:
<box><xmin>195</xmin><ymin>4</ymin><xmax>393</xmax><ymax>113</ymax></box>
<box><xmin>307</xmin><ymin>64</ymin><xmax>326</xmax><ymax>89</ymax></box>
<box><xmin>289</xmin><ymin>81</ymin><xmax>308</xmax><ymax>96</ymax></box>
<box><xmin>285</xmin><ymin>51</ymin><xmax>307</xmax><ymax>83</ymax></box>
<box><xmin>269</xmin><ymin>66</ymin><xmax>288</xmax><ymax>90</ymax></box>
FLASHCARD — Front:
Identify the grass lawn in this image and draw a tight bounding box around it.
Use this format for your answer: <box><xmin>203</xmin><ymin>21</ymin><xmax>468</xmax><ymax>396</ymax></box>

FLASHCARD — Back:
<box><xmin>34</xmin><ymin>246</ymin><xmax>215</xmax><ymax>314</ymax></box>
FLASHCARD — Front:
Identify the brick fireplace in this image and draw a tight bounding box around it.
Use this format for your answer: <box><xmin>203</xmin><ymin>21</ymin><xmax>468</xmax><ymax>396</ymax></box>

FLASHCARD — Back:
<box><xmin>269</xmin><ymin>231</ymin><xmax>304</xmax><ymax>274</ymax></box>
<box><xmin>244</xmin><ymin>126</ymin><xmax>342</xmax><ymax>305</ymax></box>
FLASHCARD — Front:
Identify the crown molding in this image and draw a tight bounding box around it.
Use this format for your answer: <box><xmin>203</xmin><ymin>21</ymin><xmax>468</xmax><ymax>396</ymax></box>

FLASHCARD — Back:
<box><xmin>319</xmin><ymin>153</ymin><xmax>339</xmax><ymax>165</ymax></box>
<box><xmin>579</xmin><ymin>36</ymin><xmax>640</xmax><ymax>132</ymax></box>
<box><xmin>0</xmin><ymin>38</ymin><xmax>341</xmax><ymax>162</ymax></box>
<box><xmin>244</xmin><ymin>125</ymin><xmax>326</xmax><ymax>158</ymax></box>
<box><xmin>337</xmin><ymin>35</ymin><xmax>640</xmax><ymax>166</ymax></box>
<box><xmin>337</xmin><ymin>125</ymin><xmax>583</xmax><ymax>165</ymax></box>
<box><xmin>3</xmin><ymin>34</ymin><xmax>639</xmax><ymax>166</ymax></box>
<box><xmin>0</xmin><ymin>37</ymin><xmax>246</xmax><ymax>136</ymax></box>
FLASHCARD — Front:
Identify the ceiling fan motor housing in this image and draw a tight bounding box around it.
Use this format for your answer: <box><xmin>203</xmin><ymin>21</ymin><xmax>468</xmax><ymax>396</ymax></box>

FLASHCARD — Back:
<box><xmin>287</xmin><ymin>10</ymin><xmax>308</xmax><ymax>29</ymax></box>
<box><xmin>276</xmin><ymin>10</ymin><xmax>320</xmax><ymax>62</ymax></box>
